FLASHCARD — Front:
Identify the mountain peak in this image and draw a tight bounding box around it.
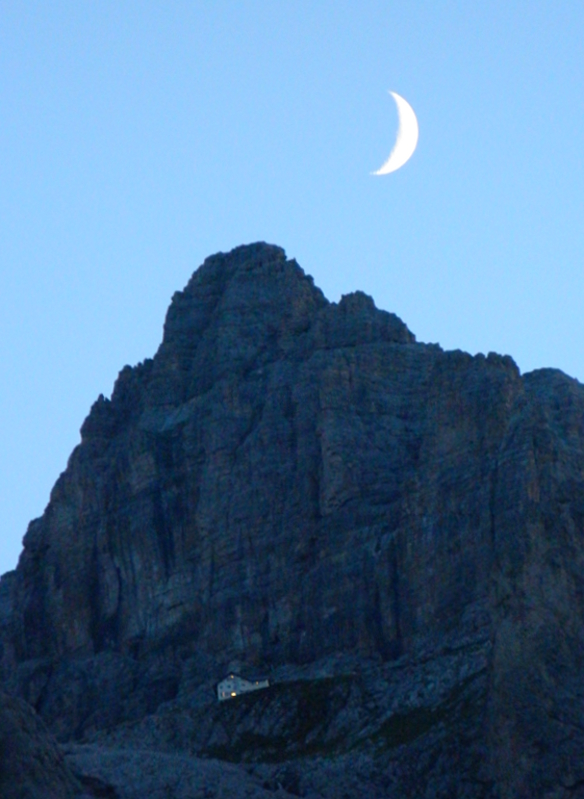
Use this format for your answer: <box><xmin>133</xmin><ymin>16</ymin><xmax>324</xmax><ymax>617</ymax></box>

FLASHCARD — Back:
<box><xmin>2</xmin><ymin>244</ymin><xmax>583</xmax><ymax>798</ymax></box>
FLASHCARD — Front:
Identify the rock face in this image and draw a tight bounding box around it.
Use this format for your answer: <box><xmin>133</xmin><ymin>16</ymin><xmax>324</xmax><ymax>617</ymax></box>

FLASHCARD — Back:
<box><xmin>2</xmin><ymin>242</ymin><xmax>584</xmax><ymax>798</ymax></box>
<box><xmin>0</xmin><ymin>691</ymin><xmax>84</xmax><ymax>799</ymax></box>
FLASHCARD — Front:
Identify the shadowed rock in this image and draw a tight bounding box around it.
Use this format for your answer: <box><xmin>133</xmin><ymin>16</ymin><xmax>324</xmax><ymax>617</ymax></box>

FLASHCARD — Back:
<box><xmin>2</xmin><ymin>242</ymin><xmax>584</xmax><ymax>798</ymax></box>
<box><xmin>0</xmin><ymin>691</ymin><xmax>84</xmax><ymax>799</ymax></box>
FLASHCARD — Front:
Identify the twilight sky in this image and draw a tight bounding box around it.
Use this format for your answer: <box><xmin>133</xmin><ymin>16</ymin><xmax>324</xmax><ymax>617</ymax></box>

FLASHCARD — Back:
<box><xmin>2</xmin><ymin>1</ymin><xmax>584</xmax><ymax>575</ymax></box>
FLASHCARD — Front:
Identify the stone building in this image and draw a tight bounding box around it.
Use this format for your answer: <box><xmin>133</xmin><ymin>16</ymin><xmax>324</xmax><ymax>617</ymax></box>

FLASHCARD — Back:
<box><xmin>217</xmin><ymin>673</ymin><xmax>270</xmax><ymax>701</ymax></box>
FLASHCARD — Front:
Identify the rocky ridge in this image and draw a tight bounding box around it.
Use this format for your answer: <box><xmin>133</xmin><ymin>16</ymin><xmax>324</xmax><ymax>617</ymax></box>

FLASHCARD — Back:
<box><xmin>1</xmin><ymin>242</ymin><xmax>584</xmax><ymax>798</ymax></box>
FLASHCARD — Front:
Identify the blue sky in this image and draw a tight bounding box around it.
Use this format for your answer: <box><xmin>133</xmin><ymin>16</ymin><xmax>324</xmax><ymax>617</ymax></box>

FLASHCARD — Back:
<box><xmin>1</xmin><ymin>1</ymin><xmax>583</xmax><ymax>575</ymax></box>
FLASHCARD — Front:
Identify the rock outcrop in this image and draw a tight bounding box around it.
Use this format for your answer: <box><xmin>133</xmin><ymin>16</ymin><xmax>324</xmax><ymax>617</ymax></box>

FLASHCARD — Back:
<box><xmin>0</xmin><ymin>691</ymin><xmax>84</xmax><ymax>799</ymax></box>
<box><xmin>1</xmin><ymin>242</ymin><xmax>584</xmax><ymax>798</ymax></box>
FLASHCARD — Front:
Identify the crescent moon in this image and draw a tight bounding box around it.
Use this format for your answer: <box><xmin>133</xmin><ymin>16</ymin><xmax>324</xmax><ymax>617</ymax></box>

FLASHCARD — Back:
<box><xmin>372</xmin><ymin>91</ymin><xmax>419</xmax><ymax>175</ymax></box>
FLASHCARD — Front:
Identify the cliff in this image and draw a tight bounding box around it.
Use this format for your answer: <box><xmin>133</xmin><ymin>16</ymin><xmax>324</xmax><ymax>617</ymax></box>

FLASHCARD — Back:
<box><xmin>1</xmin><ymin>243</ymin><xmax>584</xmax><ymax>798</ymax></box>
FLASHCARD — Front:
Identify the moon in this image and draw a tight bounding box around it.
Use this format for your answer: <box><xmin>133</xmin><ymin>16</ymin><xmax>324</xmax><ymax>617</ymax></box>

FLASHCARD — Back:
<box><xmin>372</xmin><ymin>91</ymin><xmax>419</xmax><ymax>175</ymax></box>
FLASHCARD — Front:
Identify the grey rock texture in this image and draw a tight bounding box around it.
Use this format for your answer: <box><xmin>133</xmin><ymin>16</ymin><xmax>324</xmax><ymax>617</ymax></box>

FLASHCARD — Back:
<box><xmin>0</xmin><ymin>690</ymin><xmax>86</xmax><ymax>799</ymax></box>
<box><xmin>62</xmin><ymin>743</ymin><xmax>303</xmax><ymax>799</ymax></box>
<box><xmin>1</xmin><ymin>242</ymin><xmax>584</xmax><ymax>797</ymax></box>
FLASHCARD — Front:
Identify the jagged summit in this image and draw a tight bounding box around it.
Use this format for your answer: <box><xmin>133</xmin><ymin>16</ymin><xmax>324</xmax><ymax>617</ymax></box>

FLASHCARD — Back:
<box><xmin>88</xmin><ymin>241</ymin><xmax>414</xmax><ymax>420</ymax></box>
<box><xmin>1</xmin><ymin>244</ymin><xmax>584</xmax><ymax>798</ymax></box>
<box><xmin>160</xmin><ymin>242</ymin><xmax>322</xmax><ymax>350</ymax></box>
<box><xmin>154</xmin><ymin>242</ymin><xmax>414</xmax><ymax>403</ymax></box>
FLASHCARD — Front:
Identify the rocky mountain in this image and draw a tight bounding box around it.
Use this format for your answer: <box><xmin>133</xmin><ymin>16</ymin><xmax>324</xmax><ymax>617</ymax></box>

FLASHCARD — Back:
<box><xmin>1</xmin><ymin>242</ymin><xmax>584</xmax><ymax>798</ymax></box>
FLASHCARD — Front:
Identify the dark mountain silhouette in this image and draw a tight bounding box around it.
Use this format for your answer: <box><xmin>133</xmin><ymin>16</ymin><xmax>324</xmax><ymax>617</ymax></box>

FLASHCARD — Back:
<box><xmin>1</xmin><ymin>242</ymin><xmax>583</xmax><ymax>798</ymax></box>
